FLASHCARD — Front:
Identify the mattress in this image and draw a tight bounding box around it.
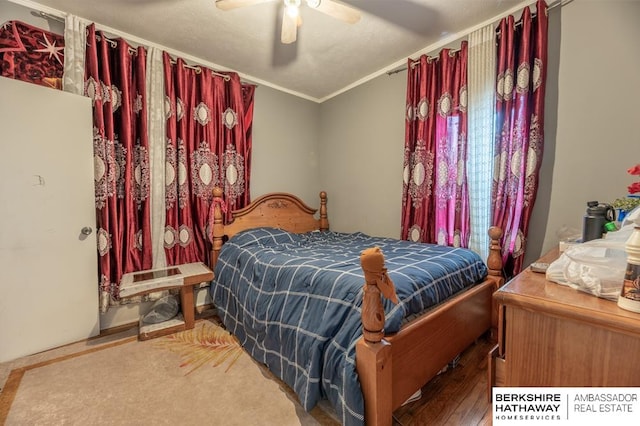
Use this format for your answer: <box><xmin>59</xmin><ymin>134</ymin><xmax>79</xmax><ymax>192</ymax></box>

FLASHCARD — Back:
<box><xmin>210</xmin><ymin>228</ymin><xmax>488</xmax><ymax>425</ymax></box>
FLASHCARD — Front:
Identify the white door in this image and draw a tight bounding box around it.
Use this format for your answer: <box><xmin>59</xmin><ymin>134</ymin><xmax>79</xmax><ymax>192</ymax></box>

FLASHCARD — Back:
<box><xmin>0</xmin><ymin>77</ymin><xmax>99</xmax><ymax>363</ymax></box>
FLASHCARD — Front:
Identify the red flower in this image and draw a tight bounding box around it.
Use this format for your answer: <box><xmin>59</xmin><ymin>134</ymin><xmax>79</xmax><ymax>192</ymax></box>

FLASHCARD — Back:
<box><xmin>628</xmin><ymin>164</ymin><xmax>640</xmax><ymax>176</ymax></box>
<box><xmin>629</xmin><ymin>182</ymin><xmax>640</xmax><ymax>195</ymax></box>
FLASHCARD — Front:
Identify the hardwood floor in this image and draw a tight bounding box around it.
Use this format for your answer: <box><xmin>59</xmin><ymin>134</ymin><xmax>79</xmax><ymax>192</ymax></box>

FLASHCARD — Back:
<box><xmin>392</xmin><ymin>335</ymin><xmax>494</xmax><ymax>426</ymax></box>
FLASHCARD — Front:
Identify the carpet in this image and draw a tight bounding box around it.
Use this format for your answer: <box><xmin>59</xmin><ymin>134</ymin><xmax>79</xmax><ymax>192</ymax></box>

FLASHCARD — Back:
<box><xmin>0</xmin><ymin>319</ymin><xmax>338</xmax><ymax>425</ymax></box>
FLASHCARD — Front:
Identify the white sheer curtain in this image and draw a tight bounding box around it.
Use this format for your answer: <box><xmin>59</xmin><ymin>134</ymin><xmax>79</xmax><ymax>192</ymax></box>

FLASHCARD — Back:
<box><xmin>146</xmin><ymin>47</ymin><xmax>167</xmax><ymax>270</ymax></box>
<box><xmin>62</xmin><ymin>14</ymin><xmax>87</xmax><ymax>95</ymax></box>
<box><xmin>467</xmin><ymin>24</ymin><xmax>496</xmax><ymax>261</ymax></box>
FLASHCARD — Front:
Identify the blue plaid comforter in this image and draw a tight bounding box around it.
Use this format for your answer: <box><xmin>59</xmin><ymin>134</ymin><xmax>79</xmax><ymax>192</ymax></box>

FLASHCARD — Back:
<box><xmin>210</xmin><ymin>228</ymin><xmax>487</xmax><ymax>425</ymax></box>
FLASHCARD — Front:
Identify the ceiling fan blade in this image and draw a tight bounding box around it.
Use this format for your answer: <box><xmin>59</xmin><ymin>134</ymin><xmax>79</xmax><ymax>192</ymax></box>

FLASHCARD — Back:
<box><xmin>281</xmin><ymin>9</ymin><xmax>297</xmax><ymax>44</ymax></box>
<box><xmin>215</xmin><ymin>0</ymin><xmax>276</xmax><ymax>11</ymax></box>
<box><xmin>310</xmin><ymin>0</ymin><xmax>360</xmax><ymax>24</ymax></box>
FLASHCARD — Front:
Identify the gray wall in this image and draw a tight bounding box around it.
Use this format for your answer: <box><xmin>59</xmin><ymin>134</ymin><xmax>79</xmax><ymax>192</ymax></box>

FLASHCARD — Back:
<box><xmin>250</xmin><ymin>85</ymin><xmax>321</xmax><ymax>207</ymax></box>
<box><xmin>319</xmin><ymin>0</ymin><xmax>640</xmax><ymax>267</ymax></box>
<box><xmin>527</xmin><ymin>0</ymin><xmax>640</xmax><ymax>264</ymax></box>
<box><xmin>319</xmin><ymin>72</ymin><xmax>406</xmax><ymax>238</ymax></box>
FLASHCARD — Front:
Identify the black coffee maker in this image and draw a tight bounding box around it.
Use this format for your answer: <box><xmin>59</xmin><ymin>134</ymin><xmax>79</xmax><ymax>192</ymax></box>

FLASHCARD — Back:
<box><xmin>582</xmin><ymin>201</ymin><xmax>616</xmax><ymax>242</ymax></box>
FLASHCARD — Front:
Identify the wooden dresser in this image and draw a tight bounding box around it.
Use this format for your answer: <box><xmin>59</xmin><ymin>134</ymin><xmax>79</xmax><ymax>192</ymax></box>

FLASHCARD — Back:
<box><xmin>489</xmin><ymin>249</ymin><xmax>640</xmax><ymax>389</ymax></box>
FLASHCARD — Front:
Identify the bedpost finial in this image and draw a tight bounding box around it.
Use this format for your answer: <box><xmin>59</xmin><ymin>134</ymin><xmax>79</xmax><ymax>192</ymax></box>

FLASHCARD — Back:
<box><xmin>488</xmin><ymin>226</ymin><xmax>503</xmax><ymax>240</ymax></box>
<box><xmin>487</xmin><ymin>226</ymin><xmax>504</xmax><ymax>277</ymax></box>
<box><xmin>360</xmin><ymin>247</ymin><xmax>398</xmax><ymax>304</ymax></box>
<box><xmin>319</xmin><ymin>191</ymin><xmax>329</xmax><ymax>231</ymax></box>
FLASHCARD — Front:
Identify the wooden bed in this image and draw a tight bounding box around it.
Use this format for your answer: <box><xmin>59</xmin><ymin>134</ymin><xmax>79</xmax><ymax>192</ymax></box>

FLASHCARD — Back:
<box><xmin>209</xmin><ymin>187</ymin><xmax>504</xmax><ymax>426</ymax></box>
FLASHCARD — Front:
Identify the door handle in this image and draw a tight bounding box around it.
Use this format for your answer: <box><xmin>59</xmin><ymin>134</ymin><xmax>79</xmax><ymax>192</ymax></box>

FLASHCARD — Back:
<box><xmin>81</xmin><ymin>226</ymin><xmax>93</xmax><ymax>236</ymax></box>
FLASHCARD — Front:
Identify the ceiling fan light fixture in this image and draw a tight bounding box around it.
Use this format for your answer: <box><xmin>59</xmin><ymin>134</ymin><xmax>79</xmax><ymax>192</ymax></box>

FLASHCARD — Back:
<box><xmin>284</xmin><ymin>0</ymin><xmax>301</xmax><ymax>18</ymax></box>
<box><xmin>286</xmin><ymin>5</ymin><xmax>299</xmax><ymax>18</ymax></box>
<box><xmin>216</xmin><ymin>0</ymin><xmax>361</xmax><ymax>45</ymax></box>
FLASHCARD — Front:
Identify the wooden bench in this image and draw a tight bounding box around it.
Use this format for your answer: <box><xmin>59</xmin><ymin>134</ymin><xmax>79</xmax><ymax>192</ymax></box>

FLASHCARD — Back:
<box><xmin>119</xmin><ymin>262</ymin><xmax>214</xmax><ymax>340</ymax></box>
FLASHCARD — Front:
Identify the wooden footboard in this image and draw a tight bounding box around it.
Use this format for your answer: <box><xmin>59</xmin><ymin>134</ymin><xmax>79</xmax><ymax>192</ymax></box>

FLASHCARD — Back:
<box><xmin>357</xmin><ymin>227</ymin><xmax>504</xmax><ymax>426</ymax></box>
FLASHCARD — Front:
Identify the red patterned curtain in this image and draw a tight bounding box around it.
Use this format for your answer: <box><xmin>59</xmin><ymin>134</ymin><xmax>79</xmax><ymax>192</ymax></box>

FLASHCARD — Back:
<box><xmin>0</xmin><ymin>20</ymin><xmax>64</xmax><ymax>89</ymax></box>
<box><xmin>492</xmin><ymin>0</ymin><xmax>548</xmax><ymax>276</ymax></box>
<box><xmin>401</xmin><ymin>43</ymin><xmax>469</xmax><ymax>246</ymax></box>
<box><xmin>84</xmin><ymin>25</ymin><xmax>152</xmax><ymax>308</ymax></box>
<box><xmin>163</xmin><ymin>53</ymin><xmax>254</xmax><ymax>266</ymax></box>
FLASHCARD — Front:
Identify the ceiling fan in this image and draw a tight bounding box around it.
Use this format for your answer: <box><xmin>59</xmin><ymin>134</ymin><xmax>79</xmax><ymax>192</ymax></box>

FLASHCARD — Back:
<box><xmin>215</xmin><ymin>0</ymin><xmax>361</xmax><ymax>44</ymax></box>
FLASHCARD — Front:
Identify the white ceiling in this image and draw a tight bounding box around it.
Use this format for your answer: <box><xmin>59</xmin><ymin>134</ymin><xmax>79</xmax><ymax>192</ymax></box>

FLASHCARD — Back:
<box><xmin>16</xmin><ymin>0</ymin><xmax>530</xmax><ymax>102</ymax></box>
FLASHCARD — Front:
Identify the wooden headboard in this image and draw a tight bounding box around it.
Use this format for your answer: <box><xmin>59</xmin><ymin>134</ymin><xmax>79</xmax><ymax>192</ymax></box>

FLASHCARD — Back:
<box><xmin>210</xmin><ymin>187</ymin><xmax>329</xmax><ymax>268</ymax></box>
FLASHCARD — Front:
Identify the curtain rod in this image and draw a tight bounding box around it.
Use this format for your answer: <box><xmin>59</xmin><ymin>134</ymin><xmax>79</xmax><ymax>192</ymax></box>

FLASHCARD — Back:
<box><xmin>495</xmin><ymin>0</ymin><xmax>571</xmax><ymax>34</ymax></box>
<box><xmin>386</xmin><ymin>0</ymin><xmax>568</xmax><ymax>77</ymax></box>
<box><xmin>26</xmin><ymin>10</ymin><xmax>244</xmax><ymax>85</ymax></box>
<box><xmin>168</xmin><ymin>58</ymin><xmax>231</xmax><ymax>81</ymax></box>
<box><xmin>96</xmin><ymin>34</ymin><xmax>138</xmax><ymax>56</ymax></box>
<box><xmin>31</xmin><ymin>10</ymin><xmax>64</xmax><ymax>23</ymax></box>
<box><xmin>93</xmin><ymin>36</ymin><xmax>233</xmax><ymax>81</ymax></box>
<box><xmin>96</xmin><ymin>35</ymin><xmax>234</xmax><ymax>82</ymax></box>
